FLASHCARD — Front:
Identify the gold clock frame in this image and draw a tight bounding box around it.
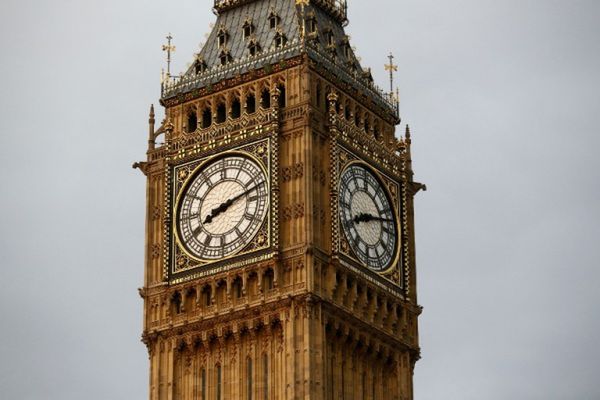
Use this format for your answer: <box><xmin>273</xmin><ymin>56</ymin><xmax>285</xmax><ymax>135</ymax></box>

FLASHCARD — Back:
<box><xmin>337</xmin><ymin>153</ymin><xmax>403</xmax><ymax>278</ymax></box>
<box><xmin>164</xmin><ymin>138</ymin><xmax>276</xmax><ymax>283</ymax></box>
<box><xmin>173</xmin><ymin>150</ymin><xmax>271</xmax><ymax>262</ymax></box>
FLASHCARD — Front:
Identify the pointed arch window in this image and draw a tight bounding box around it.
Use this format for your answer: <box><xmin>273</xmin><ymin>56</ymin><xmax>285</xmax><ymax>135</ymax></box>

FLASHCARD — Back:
<box><xmin>216</xmin><ymin>102</ymin><xmax>226</xmax><ymax>123</ymax></box>
<box><xmin>324</xmin><ymin>29</ymin><xmax>335</xmax><ymax>47</ymax></box>
<box><xmin>245</xmin><ymin>93</ymin><xmax>256</xmax><ymax>114</ymax></box>
<box><xmin>248</xmin><ymin>40</ymin><xmax>261</xmax><ymax>57</ymax></box>
<box><xmin>202</xmin><ymin>107</ymin><xmax>212</xmax><ymax>128</ymax></box>
<box><xmin>219</xmin><ymin>50</ymin><xmax>232</xmax><ymax>66</ymax></box>
<box><xmin>242</xmin><ymin>20</ymin><xmax>255</xmax><ymax>39</ymax></box>
<box><xmin>268</xmin><ymin>11</ymin><xmax>280</xmax><ymax>29</ymax></box>
<box><xmin>171</xmin><ymin>292</ymin><xmax>182</xmax><ymax>314</ymax></box>
<box><xmin>232</xmin><ymin>276</ymin><xmax>243</xmax><ymax>299</ymax></box>
<box><xmin>186</xmin><ymin>109</ymin><xmax>197</xmax><ymax>133</ymax></box>
<box><xmin>373</xmin><ymin>120</ymin><xmax>381</xmax><ymax>140</ymax></box>
<box><xmin>307</xmin><ymin>17</ymin><xmax>317</xmax><ymax>34</ymax></box>
<box><xmin>260</xmin><ymin>88</ymin><xmax>271</xmax><ymax>109</ymax></box>
<box><xmin>201</xmin><ymin>285</ymin><xmax>212</xmax><ymax>307</ymax></box>
<box><xmin>341</xmin><ymin>37</ymin><xmax>352</xmax><ymax>59</ymax></box>
<box><xmin>217</xmin><ymin>28</ymin><xmax>229</xmax><ymax>47</ymax></box>
<box><xmin>195</xmin><ymin>59</ymin><xmax>207</xmax><ymax>74</ymax></box>
<box><xmin>263</xmin><ymin>268</ymin><xmax>275</xmax><ymax>290</ymax></box>
<box><xmin>274</xmin><ymin>32</ymin><xmax>287</xmax><ymax>48</ymax></box>
<box><xmin>277</xmin><ymin>84</ymin><xmax>286</xmax><ymax>108</ymax></box>
<box><xmin>231</xmin><ymin>97</ymin><xmax>241</xmax><ymax>119</ymax></box>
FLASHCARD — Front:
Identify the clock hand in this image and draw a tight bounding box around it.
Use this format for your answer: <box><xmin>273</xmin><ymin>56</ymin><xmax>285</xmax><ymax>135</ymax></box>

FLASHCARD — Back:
<box><xmin>369</xmin><ymin>216</ymin><xmax>395</xmax><ymax>223</ymax></box>
<box><xmin>203</xmin><ymin>181</ymin><xmax>265</xmax><ymax>224</ymax></box>
<box><xmin>228</xmin><ymin>181</ymin><xmax>265</xmax><ymax>204</ymax></box>
<box><xmin>353</xmin><ymin>213</ymin><xmax>394</xmax><ymax>224</ymax></box>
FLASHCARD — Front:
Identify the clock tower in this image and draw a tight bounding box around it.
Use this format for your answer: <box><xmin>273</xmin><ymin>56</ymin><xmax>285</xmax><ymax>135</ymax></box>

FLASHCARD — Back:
<box><xmin>136</xmin><ymin>1</ymin><xmax>424</xmax><ymax>399</ymax></box>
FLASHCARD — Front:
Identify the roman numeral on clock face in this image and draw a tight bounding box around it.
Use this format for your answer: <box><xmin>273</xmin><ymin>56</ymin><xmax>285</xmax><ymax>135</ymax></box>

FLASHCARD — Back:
<box><xmin>338</xmin><ymin>164</ymin><xmax>398</xmax><ymax>272</ymax></box>
<box><xmin>176</xmin><ymin>154</ymin><xmax>270</xmax><ymax>261</ymax></box>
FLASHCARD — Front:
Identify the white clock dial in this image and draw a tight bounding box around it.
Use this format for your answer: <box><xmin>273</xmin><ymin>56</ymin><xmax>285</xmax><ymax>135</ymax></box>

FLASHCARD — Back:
<box><xmin>176</xmin><ymin>155</ymin><xmax>269</xmax><ymax>260</ymax></box>
<box><xmin>339</xmin><ymin>164</ymin><xmax>398</xmax><ymax>272</ymax></box>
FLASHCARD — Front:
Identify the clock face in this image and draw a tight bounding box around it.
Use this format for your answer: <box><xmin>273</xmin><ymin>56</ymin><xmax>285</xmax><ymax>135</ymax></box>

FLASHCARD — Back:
<box><xmin>175</xmin><ymin>155</ymin><xmax>269</xmax><ymax>261</ymax></box>
<box><xmin>339</xmin><ymin>164</ymin><xmax>398</xmax><ymax>272</ymax></box>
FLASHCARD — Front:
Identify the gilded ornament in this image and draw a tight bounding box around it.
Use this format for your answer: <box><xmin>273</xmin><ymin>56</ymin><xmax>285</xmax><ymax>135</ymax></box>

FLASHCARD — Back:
<box><xmin>256</xmin><ymin>233</ymin><xmax>267</xmax><ymax>246</ymax></box>
<box><xmin>177</xmin><ymin>167</ymin><xmax>190</xmax><ymax>182</ymax></box>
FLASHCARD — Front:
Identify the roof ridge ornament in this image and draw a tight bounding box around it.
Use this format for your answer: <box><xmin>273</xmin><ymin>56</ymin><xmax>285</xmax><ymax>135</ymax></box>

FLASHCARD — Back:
<box><xmin>384</xmin><ymin>53</ymin><xmax>400</xmax><ymax>113</ymax></box>
<box><xmin>162</xmin><ymin>33</ymin><xmax>176</xmax><ymax>78</ymax></box>
<box><xmin>296</xmin><ymin>0</ymin><xmax>309</xmax><ymax>39</ymax></box>
<box><xmin>384</xmin><ymin>52</ymin><xmax>398</xmax><ymax>95</ymax></box>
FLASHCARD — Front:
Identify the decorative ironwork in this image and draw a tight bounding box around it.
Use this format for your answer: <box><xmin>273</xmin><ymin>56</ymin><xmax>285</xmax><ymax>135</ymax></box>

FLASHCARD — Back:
<box><xmin>307</xmin><ymin>41</ymin><xmax>399</xmax><ymax>121</ymax></box>
<box><xmin>384</xmin><ymin>52</ymin><xmax>397</xmax><ymax>94</ymax></box>
<box><xmin>162</xmin><ymin>33</ymin><xmax>176</xmax><ymax>78</ymax></box>
<box><xmin>336</xmin><ymin>115</ymin><xmax>408</xmax><ymax>181</ymax></box>
<box><xmin>214</xmin><ymin>0</ymin><xmax>348</xmax><ymax>25</ymax></box>
<box><xmin>161</xmin><ymin>41</ymin><xmax>302</xmax><ymax>99</ymax></box>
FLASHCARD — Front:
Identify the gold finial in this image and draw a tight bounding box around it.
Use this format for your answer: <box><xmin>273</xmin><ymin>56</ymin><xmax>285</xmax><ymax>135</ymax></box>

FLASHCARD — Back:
<box><xmin>148</xmin><ymin>104</ymin><xmax>156</xmax><ymax>150</ymax></box>
<box><xmin>162</xmin><ymin>33</ymin><xmax>176</xmax><ymax>78</ymax></box>
<box><xmin>296</xmin><ymin>0</ymin><xmax>309</xmax><ymax>38</ymax></box>
<box><xmin>384</xmin><ymin>52</ymin><xmax>398</xmax><ymax>94</ymax></box>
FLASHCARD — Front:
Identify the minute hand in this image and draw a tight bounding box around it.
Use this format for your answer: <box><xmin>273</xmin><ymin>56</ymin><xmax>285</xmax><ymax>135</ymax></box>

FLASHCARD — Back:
<box><xmin>203</xmin><ymin>181</ymin><xmax>265</xmax><ymax>224</ymax></box>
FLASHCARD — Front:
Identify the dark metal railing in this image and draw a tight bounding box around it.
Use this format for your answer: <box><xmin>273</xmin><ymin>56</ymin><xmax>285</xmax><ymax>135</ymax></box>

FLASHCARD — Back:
<box><xmin>213</xmin><ymin>0</ymin><xmax>348</xmax><ymax>24</ymax></box>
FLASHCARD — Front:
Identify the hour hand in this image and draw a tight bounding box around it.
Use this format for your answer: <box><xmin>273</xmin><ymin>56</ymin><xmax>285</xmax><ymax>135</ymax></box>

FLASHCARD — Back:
<box><xmin>203</xmin><ymin>199</ymin><xmax>233</xmax><ymax>224</ymax></box>
<box><xmin>353</xmin><ymin>213</ymin><xmax>393</xmax><ymax>224</ymax></box>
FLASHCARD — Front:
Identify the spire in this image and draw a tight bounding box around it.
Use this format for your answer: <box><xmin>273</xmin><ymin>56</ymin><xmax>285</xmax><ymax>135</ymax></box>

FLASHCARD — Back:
<box><xmin>148</xmin><ymin>104</ymin><xmax>156</xmax><ymax>150</ymax></box>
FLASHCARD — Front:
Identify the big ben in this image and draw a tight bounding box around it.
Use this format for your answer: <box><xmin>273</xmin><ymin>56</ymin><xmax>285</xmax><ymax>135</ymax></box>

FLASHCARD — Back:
<box><xmin>135</xmin><ymin>1</ymin><xmax>424</xmax><ymax>399</ymax></box>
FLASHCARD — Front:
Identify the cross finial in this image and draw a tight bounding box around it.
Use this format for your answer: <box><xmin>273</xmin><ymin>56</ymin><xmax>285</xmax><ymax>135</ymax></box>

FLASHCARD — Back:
<box><xmin>384</xmin><ymin>52</ymin><xmax>398</xmax><ymax>94</ymax></box>
<box><xmin>162</xmin><ymin>33</ymin><xmax>176</xmax><ymax>77</ymax></box>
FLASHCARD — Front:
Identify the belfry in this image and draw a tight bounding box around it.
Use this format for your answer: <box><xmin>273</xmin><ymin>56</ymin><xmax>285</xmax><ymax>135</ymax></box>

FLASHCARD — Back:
<box><xmin>136</xmin><ymin>1</ymin><xmax>424</xmax><ymax>399</ymax></box>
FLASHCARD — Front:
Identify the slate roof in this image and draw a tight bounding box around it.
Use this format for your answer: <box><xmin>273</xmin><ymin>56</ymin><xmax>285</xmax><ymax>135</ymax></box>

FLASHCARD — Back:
<box><xmin>161</xmin><ymin>0</ymin><xmax>397</xmax><ymax>119</ymax></box>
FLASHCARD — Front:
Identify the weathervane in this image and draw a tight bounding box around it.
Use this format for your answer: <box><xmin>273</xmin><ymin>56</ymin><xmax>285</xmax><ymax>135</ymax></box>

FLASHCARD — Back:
<box><xmin>162</xmin><ymin>33</ymin><xmax>176</xmax><ymax>78</ymax></box>
<box><xmin>384</xmin><ymin>52</ymin><xmax>398</xmax><ymax>94</ymax></box>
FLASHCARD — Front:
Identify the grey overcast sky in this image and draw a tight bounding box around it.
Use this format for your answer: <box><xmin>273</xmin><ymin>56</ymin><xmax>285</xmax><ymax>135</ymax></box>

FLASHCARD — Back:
<box><xmin>0</xmin><ymin>0</ymin><xmax>599</xmax><ymax>399</ymax></box>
